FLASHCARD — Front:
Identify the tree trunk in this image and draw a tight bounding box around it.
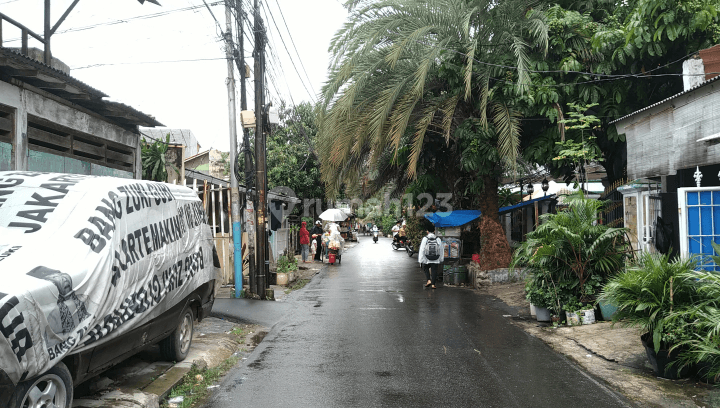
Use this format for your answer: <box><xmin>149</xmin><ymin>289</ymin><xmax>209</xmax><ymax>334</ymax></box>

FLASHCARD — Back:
<box><xmin>477</xmin><ymin>175</ymin><xmax>512</xmax><ymax>270</ymax></box>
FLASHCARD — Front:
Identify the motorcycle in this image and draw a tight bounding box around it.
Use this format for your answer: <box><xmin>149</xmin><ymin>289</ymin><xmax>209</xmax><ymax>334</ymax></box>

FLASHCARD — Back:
<box><xmin>391</xmin><ymin>237</ymin><xmax>415</xmax><ymax>256</ymax></box>
<box><xmin>373</xmin><ymin>230</ymin><xmax>379</xmax><ymax>243</ymax></box>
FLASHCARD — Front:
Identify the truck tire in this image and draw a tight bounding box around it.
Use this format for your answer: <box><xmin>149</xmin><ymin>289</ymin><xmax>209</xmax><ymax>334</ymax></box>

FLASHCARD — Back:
<box><xmin>160</xmin><ymin>304</ymin><xmax>194</xmax><ymax>362</ymax></box>
<box><xmin>9</xmin><ymin>361</ymin><xmax>73</xmax><ymax>408</ymax></box>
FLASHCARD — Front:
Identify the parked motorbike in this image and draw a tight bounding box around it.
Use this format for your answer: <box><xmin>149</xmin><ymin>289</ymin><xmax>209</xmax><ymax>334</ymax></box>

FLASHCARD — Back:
<box><xmin>373</xmin><ymin>230</ymin><xmax>379</xmax><ymax>243</ymax></box>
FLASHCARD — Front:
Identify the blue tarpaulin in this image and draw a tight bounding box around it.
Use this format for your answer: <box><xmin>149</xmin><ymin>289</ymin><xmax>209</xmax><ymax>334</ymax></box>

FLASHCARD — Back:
<box><xmin>424</xmin><ymin>195</ymin><xmax>556</xmax><ymax>227</ymax></box>
<box><xmin>497</xmin><ymin>194</ymin><xmax>556</xmax><ymax>215</ymax></box>
<box><xmin>424</xmin><ymin>210</ymin><xmax>481</xmax><ymax>227</ymax></box>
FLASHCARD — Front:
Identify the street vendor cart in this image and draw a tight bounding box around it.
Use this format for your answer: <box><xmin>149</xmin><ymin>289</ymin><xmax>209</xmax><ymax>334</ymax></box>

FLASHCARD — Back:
<box><xmin>321</xmin><ymin>223</ymin><xmax>345</xmax><ymax>265</ymax></box>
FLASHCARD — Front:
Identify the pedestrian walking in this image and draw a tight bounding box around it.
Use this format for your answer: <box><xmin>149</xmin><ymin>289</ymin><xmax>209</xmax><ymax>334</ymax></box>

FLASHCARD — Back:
<box><xmin>418</xmin><ymin>225</ymin><xmax>444</xmax><ymax>289</ymax></box>
<box><xmin>311</xmin><ymin>220</ymin><xmax>324</xmax><ymax>262</ymax></box>
<box><xmin>299</xmin><ymin>221</ymin><xmax>310</xmax><ymax>263</ymax></box>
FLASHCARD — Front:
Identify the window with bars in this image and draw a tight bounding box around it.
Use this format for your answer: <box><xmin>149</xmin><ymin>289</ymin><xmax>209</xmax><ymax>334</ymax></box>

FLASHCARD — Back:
<box><xmin>678</xmin><ymin>188</ymin><xmax>720</xmax><ymax>271</ymax></box>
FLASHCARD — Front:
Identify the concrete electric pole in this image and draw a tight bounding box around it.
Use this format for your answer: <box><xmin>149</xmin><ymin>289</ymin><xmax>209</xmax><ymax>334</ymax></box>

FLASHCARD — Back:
<box><xmin>223</xmin><ymin>2</ymin><xmax>244</xmax><ymax>299</ymax></box>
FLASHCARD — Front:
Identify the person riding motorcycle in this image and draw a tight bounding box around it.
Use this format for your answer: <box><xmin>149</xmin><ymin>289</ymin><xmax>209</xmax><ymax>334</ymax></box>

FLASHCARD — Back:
<box><xmin>398</xmin><ymin>224</ymin><xmax>407</xmax><ymax>245</ymax></box>
<box><xmin>371</xmin><ymin>224</ymin><xmax>379</xmax><ymax>243</ymax></box>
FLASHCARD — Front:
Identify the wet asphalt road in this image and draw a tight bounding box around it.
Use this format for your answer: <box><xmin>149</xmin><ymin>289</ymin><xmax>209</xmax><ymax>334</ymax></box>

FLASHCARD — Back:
<box><xmin>204</xmin><ymin>236</ymin><xmax>632</xmax><ymax>408</ymax></box>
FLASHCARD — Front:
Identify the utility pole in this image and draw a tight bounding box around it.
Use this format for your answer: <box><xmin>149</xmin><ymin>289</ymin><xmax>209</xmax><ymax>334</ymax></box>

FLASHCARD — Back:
<box><xmin>253</xmin><ymin>0</ymin><xmax>268</xmax><ymax>299</ymax></box>
<box><xmin>224</xmin><ymin>1</ymin><xmax>243</xmax><ymax>299</ymax></box>
<box><xmin>236</xmin><ymin>0</ymin><xmax>256</xmax><ymax>297</ymax></box>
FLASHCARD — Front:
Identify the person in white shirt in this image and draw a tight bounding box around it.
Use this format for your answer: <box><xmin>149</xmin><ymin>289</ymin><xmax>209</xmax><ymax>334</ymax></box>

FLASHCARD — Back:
<box><xmin>391</xmin><ymin>222</ymin><xmax>401</xmax><ymax>242</ymax></box>
<box><xmin>418</xmin><ymin>225</ymin><xmax>444</xmax><ymax>289</ymax></box>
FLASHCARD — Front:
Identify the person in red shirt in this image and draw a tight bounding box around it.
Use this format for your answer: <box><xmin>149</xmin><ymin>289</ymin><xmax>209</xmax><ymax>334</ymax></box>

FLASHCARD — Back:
<box><xmin>299</xmin><ymin>221</ymin><xmax>311</xmax><ymax>263</ymax></box>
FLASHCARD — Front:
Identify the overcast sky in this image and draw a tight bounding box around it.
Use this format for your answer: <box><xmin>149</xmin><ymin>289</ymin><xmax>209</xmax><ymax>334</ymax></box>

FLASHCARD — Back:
<box><xmin>1</xmin><ymin>0</ymin><xmax>348</xmax><ymax>151</ymax></box>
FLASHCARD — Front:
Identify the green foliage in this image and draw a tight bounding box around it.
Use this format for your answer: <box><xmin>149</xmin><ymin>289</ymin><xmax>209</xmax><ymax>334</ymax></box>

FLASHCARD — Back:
<box><xmin>266</xmin><ymin>102</ymin><xmax>323</xmax><ymax>208</ymax></box>
<box><xmin>514</xmin><ymin>191</ymin><xmax>631</xmax><ymax>303</ymax></box>
<box><xmin>141</xmin><ymin>135</ymin><xmax>170</xmax><ymax>182</ymax></box>
<box><xmin>664</xmin><ymin>243</ymin><xmax>720</xmax><ymax>381</ymax></box>
<box><xmin>598</xmin><ymin>251</ymin><xmax>699</xmax><ymax>353</ymax></box>
<box><xmin>525</xmin><ymin>272</ymin><xmax>562</xmax><ymax>312</ymax></box>
<box><xmin>276</xmin><ymin>254</ymin><xmax>298</xmax><ymax>274</ymax></box>
<box><xmin>318</xmin><ymin>0</ymin><xmax>548</xmax><ymax>197</ymax></box>
<box><xmin>379</xmin><ymin>214</ymin><xmax>398</xmax><ymax>236</ymax></box>
<box><xmin>561</xmin><ymin>296</ymin><xmax>586</xmax><ymax>313</ymax></box>
<box><xmin>403</xmin><ymin>215</ymin><xmax>425</xmax><ymax>249</ymax></box>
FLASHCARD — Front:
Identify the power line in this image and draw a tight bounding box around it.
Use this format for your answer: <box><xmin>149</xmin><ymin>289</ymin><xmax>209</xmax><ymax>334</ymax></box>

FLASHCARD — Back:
<box><xmin>71</xmin><ymin>56</ymin><xmax>225</xmax><ymax>70</ymax></box>
<box><xmin>261</xmin><ymin>1</ymin><xmax>316</xmax><ymax>103</ymax></box>
<box><xmin>272</xmin><ymin>0</ymin><xmax>316</xmax><ymax>96</ymax></box>
<box><xmin>2</xmin><ymin>2</ymin><xmax>225</xmax><ymax>42</ymax></box>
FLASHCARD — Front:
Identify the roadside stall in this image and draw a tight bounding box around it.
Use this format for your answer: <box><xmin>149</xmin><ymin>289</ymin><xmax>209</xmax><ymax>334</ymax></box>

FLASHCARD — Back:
<box><xmin>424</xmin><ymin>210</ymin><xmax>481</xmax><ymax>284</ymax></box>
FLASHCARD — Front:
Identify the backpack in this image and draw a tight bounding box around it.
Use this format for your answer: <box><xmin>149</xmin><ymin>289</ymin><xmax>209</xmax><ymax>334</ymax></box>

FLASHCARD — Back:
<box><xmin>424</xmin><ymin>237</ymin><xmax>440</xmax><ymax>261</ymax></box>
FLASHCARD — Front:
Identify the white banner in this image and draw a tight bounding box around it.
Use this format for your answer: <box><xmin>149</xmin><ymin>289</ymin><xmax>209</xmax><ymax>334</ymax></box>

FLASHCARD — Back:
<box><xmin>0</xmin><ymin>172</ymin><xmax>216</xmax><ymax>385</ymax></box>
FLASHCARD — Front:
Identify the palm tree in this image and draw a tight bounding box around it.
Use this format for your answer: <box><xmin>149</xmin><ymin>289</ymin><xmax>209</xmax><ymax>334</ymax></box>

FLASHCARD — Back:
<box><xmin>318</xmin><ymin>0</ymin><xmax>548</xmax><ymax>268</ymax></box>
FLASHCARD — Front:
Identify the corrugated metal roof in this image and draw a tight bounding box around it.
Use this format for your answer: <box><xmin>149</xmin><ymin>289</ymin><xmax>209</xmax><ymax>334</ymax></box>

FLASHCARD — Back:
<box><xmin>0</xmin><ymin>47</ymin><xmax>163</xmax><ymax>128</ymax></box>
<box><xmin>0</xmin><ymin>48</ymin><xmax>108</xmax><ymax>98</ymax></box>
<box><xmin>609</xmin><ymin>74</ymin><xmax>720</xmax><ymax>125</ymax></box>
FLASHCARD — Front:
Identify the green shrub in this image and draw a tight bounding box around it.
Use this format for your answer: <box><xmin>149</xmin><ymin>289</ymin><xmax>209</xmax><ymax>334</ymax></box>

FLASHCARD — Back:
<box><xmin>276</xmin><ymin>254</ymin><xmax>298</xmax><ymax>274</ymax></box>
<box><xmin>598</xmin><ymin>252</ymin><xmax>699</xmax><ymax>353</ymax></box>
<box><xmin>669</xmin><ymin>267</ymin><xmax>720</xmax><ymax>382</ymax></box>
<box><xmin>514</xmin><ymin>191</ymin><xmax>631</xmax><ymax>309</ymax></box>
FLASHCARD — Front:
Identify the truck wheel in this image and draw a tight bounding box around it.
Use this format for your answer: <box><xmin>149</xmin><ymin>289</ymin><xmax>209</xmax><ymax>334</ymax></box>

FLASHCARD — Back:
<box><xmin>160</xmin><ymin>305</ymin><xmax>194</xmax><ymax>362</ymax></box>
<box><xmin>9</xmin><ymin>361</ymin><xmax>73</xmax><ymax>408</ymax></box>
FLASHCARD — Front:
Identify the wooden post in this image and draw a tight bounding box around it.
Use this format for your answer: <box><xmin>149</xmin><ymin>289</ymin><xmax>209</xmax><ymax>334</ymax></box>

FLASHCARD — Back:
<box><xmin>534</xmin><ymin>201</ymin><xmax>539</xmax><ymax>228</ymax></box>
<box><xmin>202</xmin><ymin>180</ymin><xmax>208</xmax><ymax>215</ymax></box>
<box><xmin>21</xmin><ymin>28</ymin><xmax>28</xmax><ymax>55</ymax></box>
<box><xmin>44</xmin><ymin>0</ymin><xmax>51</xmax><ymax>64</ymax></box>
<box><xmin>210</xmin><ymin>185</ymin><xmax>217</xmax><ymax>236</ymax></box>
<box><xmin>219</xmin><ymin>187</ymin><xmax>225</xmax><ymax>234</ymax></box>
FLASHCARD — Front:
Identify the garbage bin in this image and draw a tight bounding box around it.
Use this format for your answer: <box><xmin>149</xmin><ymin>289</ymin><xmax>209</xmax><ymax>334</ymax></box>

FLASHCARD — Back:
<box><xmin>451</xmin><ymin>271</ymin><xmax>467</xmax><ymax>285</ymax></box>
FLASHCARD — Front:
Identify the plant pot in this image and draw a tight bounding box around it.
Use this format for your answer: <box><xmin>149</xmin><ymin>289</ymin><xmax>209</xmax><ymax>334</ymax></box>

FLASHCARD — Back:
<box><xmin>288</xmin><ymin>271</ymin><xmax>296</xmax><ymax>283</ymax></box>
<box><xmin>597</xmin><ymin>301</ymin><xmax>618</xmax><ymax>321</ymax></box>
<box><xmin>535</xmin><ymin>306</ymin><xmax>551</xmax><ymax>322</ymax></box>
<box><xmin>580</xmin><ymin>308</ymin><xmax>596</xmax><ymax>325</ymax></box>
<box><xmin>565</xmin><ymin>311</ymin><xmax>581</xmax><ymax>326</ymax></box>
<box><xmin>530</xmin><ymin>303</ymin><xmax>537</xmax><ymax>318</ymax></box>
<box><xmin>276</xmin><ymin>272</ymin><xmax>289</xmax><ymax>286</ymax></box>
<box><xmin>551</xmin><ymin>315</ymin><xmax>561</xmax><ymax>326</ymax></box>
<box><xmin>640</xmin><ymin>333</ymin><xmax>692</xmax><ymax>379</ymax></box>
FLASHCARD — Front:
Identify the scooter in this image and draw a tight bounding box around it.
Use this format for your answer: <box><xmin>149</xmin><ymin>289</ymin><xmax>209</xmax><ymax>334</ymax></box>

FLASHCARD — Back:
<box><xmin>373</xmin><ymin>230</ymin><xmax>379</xmax><ymax>243</ymax></box>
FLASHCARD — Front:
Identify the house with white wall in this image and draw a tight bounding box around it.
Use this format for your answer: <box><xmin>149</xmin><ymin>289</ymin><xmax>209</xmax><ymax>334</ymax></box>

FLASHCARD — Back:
<box><xmin>612</xmin><ymin>45</ymin><xmax>720</xmax><ymax>267</ymax></box>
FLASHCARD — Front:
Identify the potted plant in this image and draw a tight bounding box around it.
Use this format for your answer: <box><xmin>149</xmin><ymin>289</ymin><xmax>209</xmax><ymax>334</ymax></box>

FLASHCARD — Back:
<box><xmin>598</xmin><ymin>252</ymin><xmax>699</xmax><ymax>379</ymax></box>
<box><xmin>276</xmin><ymin>254</ymin><xmax>298</xmax><ymax>286</ymax></box>
<box><xmin>562</xmin><ymin>296</ymin><xmax>596</xmax><ymax>326</ymax></box>
<box><xmin>667</xmin><ymin>244</ymin><xmax>720</xmax><ymax>383</ymax></box>
<box><xmin>525</xmin><ymin>274</ymin><xmax>554</xmax><ymax>322</ymax></box>
<box><xmin>513</xmin><ymin>191</ymin><xmax>630</xmax><ymax>324</ymax></box>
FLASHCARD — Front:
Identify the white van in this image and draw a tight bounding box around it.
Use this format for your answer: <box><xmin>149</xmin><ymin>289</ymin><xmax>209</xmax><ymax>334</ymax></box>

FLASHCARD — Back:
<box><xmin>0</xmin><ymin>172</ymin><xmax>219</xmax><ymax>408</ymax></box>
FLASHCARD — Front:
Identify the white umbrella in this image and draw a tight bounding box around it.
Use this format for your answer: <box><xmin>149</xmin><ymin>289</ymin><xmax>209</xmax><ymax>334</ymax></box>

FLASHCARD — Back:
<box><xmin>319</xmin><ymin>209</ymin><xmax>348</xmax><ymax>222</ymax></box>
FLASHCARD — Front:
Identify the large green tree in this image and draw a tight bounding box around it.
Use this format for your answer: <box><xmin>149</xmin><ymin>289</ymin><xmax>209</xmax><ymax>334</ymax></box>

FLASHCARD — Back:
<box><xmin>318</xmin><ymin>0</ymin><xmax>548</xmax><ymax>268</ymax></box>
<box><xmin>266</xmin><ymin>102</ymin><xmax>323</xmax><ymax>214</ymax></box>
<box><xmin>519</xmin><ymin>0</ymin><xmax>720</xmax><ymax>183</ymax></box>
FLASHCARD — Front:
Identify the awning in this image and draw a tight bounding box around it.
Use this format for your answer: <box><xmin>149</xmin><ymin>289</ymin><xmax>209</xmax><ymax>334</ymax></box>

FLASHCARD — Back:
<box><xmin>424</xmin><ymin>210</ymin><xmax>481</xmax><ymax>227</ymax></box>
<box><xmin>498</xmin><ymin>194</ymin><xmax>556</xmax><ymax>216</ymax></box>
<box><xmin>424</xmin><ymin>195</ymin><xmax>556</xmax><ymax>227</ymax></box>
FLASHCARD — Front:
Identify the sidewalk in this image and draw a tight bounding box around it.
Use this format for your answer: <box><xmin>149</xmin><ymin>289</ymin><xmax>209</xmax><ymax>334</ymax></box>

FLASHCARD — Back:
<box><xmin>479</xmin><ymin>281</ymin><xmax>720</xmax><ymax>408</ymax></box>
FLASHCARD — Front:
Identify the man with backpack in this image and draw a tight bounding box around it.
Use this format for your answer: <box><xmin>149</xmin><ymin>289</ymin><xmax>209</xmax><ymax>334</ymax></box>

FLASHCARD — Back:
<box><xmin>418</xmin><ymin>225</ymin><xmax>444</xmax><ymax>289</ymax></box>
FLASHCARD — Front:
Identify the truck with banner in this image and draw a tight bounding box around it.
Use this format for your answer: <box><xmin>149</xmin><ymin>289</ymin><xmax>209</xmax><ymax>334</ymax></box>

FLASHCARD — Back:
<box><xmin>0</xmin><ymin>172</ymin><xmax>219</xmax><ymax>408</ymax></box>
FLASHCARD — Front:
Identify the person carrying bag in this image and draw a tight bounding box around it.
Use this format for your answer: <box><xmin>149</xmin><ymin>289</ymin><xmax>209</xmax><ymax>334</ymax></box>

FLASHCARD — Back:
<box><xmin>418</xmin><ymin>225</ymin><xmax>444</xmax><ymax>289</ymax></box>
